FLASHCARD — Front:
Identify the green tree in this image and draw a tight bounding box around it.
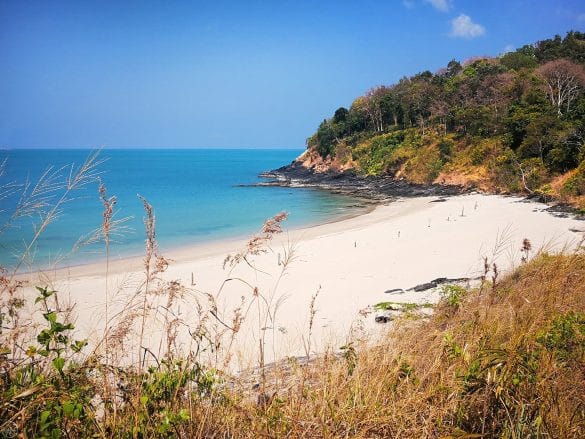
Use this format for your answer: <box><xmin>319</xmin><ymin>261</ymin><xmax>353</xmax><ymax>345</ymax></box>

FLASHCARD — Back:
<box><xmin>500</xmin><ymin>46</ymin><xmax>538</xmax><ymax>71</ymax></box>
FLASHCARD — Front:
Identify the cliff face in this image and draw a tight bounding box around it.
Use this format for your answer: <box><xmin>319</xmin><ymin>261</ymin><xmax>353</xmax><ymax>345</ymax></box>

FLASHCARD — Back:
<box><xmin>292</xmin><ymin>148</ymin><xmax>356</xmax><ymax>174</ymax></box>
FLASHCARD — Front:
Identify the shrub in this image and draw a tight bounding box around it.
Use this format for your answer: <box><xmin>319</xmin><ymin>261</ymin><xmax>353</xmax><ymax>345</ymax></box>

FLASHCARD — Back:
<box><xmin>562</xmin><ymin>160</ymin><xmax>585</xmax><ymax>196</ymax></box>
<box><xmin>440</xmin><ymin>284</ymin><xmax>467</xmax><ymax>308</ymax></box>
<box><xmin>351</xmin><ymin>131</ymin><xmax>404</xmax><ymax>175</ymax></box>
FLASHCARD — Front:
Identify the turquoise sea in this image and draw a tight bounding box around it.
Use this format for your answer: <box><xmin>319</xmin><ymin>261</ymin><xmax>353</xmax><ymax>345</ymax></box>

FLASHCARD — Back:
<box><xmin>0</xmin><ymin>149</ymin><xmax>363</xmax><ymax>268</ymax></box>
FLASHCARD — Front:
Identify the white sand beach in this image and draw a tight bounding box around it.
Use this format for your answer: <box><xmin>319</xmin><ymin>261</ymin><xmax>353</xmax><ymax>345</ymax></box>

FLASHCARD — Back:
<box><xmin>19</xmin><ymin>193</ymin><xmax>585</xmax><ymax>371</ymax></box>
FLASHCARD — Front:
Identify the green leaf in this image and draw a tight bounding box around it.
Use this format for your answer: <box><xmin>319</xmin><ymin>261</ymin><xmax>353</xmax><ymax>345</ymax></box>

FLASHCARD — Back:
<box><xmin>40</xmin><ymin>409</ymin><xmax>51</xmax><ymax>426</ymax></box>
<box><xmin>37</xmin><ymin>329</ymin><xmax>51</xmax><ymax>344</ymax></box>
<box><xmin>36</xmin><ymin>286</ymin><xmax>55</xmax><ymax>298</ymax></box>
<box><xmin>71</xmin><ymin>339</ymin><xmax>87</xmax><ymax>353</ymax></box>
<box><xmin>62</xmin><ymin>401</ymin><xmax>74</xmax><ymax>416</ymax></box>
<box><xmin>52</xmin><ymin>357</ymin><xmax>65</xmax><ymax>373</ymax></box>
<box><xmin>44</xmin><ymin>311</ymin><xmax>57</xmax><ymax>323</ymax></box>
<box><xmin>177</xmin><ymin>408</ymin><xmax>190</xmax><ymax>422</ymax></box>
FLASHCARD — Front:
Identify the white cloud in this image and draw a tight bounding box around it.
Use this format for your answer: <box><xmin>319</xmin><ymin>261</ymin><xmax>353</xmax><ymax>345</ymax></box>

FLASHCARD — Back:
<box><xmin>402</xmin><ymin>0</ymin><xmax>415</xmax><ymax>9</ymax></box>
<box><xmin>450</xmin><ymin>14</ymin><xmax>486</xmax><ymax>39</ymax></box>
<box><xmin>424</xmin><ymin>0</ymin><xmax>450</xmax><ymax>12</ymax></box>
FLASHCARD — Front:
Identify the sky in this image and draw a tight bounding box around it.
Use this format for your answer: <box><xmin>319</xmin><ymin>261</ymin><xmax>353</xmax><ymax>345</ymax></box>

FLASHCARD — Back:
<box><xmin>0</xmin><ymin>0</ymin><xmax>584</xmax><ymax>149</ymax></box>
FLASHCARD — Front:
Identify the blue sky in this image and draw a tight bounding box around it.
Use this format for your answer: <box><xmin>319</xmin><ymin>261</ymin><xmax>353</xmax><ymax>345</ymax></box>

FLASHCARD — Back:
<box><xmin>1</xmin><ymin>0</ymin><xmax>584</xmax><ymax>148</ymax></box>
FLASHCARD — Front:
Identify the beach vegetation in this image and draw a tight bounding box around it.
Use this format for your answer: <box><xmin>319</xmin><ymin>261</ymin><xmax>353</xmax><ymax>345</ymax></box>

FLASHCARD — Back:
<box><xmin>440</xmin><ymin>284</ymin><xmax>467</xmax><ymax>308</ymax></box>
<box><xmin>374</xmin><ymin>301</ymin><xmax>433</xmax><ymax>312</ymax></box>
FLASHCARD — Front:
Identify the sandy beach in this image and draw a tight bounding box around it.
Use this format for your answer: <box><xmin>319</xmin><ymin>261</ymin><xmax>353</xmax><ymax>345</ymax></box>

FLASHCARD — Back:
<box><xmin>19</xmin><ymin>193</ymin><xmax>584</xmax><ymax>371</ymax></box>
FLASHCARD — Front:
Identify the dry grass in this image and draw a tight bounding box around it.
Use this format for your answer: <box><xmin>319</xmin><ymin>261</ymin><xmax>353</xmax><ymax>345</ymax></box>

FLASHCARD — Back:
<box><xmin>185</xmin><ymin>249</ymin><xmax>583</xmax><ymax>438</ymax></box>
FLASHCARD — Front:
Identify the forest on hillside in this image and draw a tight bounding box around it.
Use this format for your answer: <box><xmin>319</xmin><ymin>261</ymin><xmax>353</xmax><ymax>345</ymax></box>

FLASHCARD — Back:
<box><xmin>308</xmin><ymin>32</ymin><xmax>585</xmax><ymax>208</ymax></box>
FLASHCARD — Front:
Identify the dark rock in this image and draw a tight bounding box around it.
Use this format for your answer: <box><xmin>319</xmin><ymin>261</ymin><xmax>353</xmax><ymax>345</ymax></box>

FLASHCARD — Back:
<box><xmin>412</xmin><ymin>282</ymin><xmax>437</xmax><ymax>292</ymax></box>
<box><xmin>384</xmin><ymin>288</ymin><xmax>405</xmax><ymax>294</ymax></box>
<box><xmin>430</xmin><ymin>277</ymin><xmax>470</xmax><ymax>285</ymax></box>
<box><xmin>255</xmin><ymin>161</ymin><xmax>585</xmax><ymax>221</ymax></box>
<box><xmin>430</xmin><ymin>277</ymin><xmax>448</xmax><ymax>284</ymax></box>
<box><xmin>374</xmin><ymin>311</ymin><xmax>392</xmax><ymax>323</ymax></box>
<box><xmin>255</xmin><ymin>161</ymin><xmax>467</xmax><ymax>201</ymax></box>
<box><xmin>397</xmin><ymin>276</ymin><xmax>479</xmax><ymax>293</ymax></box>
<box><xmin>544</xmin><ymin>203</ymin><xmax>585</xmax><ymax>220</ymax></box>
<box><xmin>552</xmin><ymin>212</ymin><xmax>569</xmax><ymax>218</ymax></box>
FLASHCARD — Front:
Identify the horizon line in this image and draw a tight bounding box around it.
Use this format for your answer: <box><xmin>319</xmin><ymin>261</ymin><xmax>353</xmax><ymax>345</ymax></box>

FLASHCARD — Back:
<box><xmin>1</xmin><ymin>146</ymin><xmax>305</xmax><ymax>151</ymax></box>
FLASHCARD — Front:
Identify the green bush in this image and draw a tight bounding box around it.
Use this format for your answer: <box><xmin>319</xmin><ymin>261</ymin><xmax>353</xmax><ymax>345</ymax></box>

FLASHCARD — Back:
<box><xmin>562</xmin><ymin>160</ymin><xmax>585</xmax><ymax>196</ymax></box>
<box><xmin>352</xmin><ymin>131</ymin><xmax>405</xmax><ymax>175</ymax></box>
<box><xmin>440</xmin><ymin>285</ymin><xmax>467</xmax><ymax>308</ymax></box>
<box><xmin>537</xmin><ymin>312</ymin><xmax>585</xmax><ymax>361</ymax></box>
<box><xmin>1</xmin><ymin>288</ymin><xmax>95</xmax><ymax>438</ymax></box>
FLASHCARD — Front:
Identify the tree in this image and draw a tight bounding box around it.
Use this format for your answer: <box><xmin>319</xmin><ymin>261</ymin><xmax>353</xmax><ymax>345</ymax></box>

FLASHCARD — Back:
<box><xmin>313</xmin><ymin>120</ymin><xmax>336</xmax><ymax>158</ymax></box>
<box><xmin>333</xmin><ymin>107</ymin><xmax>349</xmax><ymax>123</ymax></box>
<box><xmin>430</xmin><ymin>100</ymin><xmax>450</xmax><ymax>134</ymax></box>
<box><xmin>353</xmin><ymin>86</ymin><xmax>389</xmax><ymax>133</ymax></box>
<box><xmin>475</xmin><ymin>72</ymin><xmax>514</xmax><ymax>133</ymax></box>
<box><xmin>379</xmin><ymin>87</ymin><xmax>403</xmax><ymax>128</ymax></box>
<box><xmin>535</xmin><ymin>32</ymin><xmax>585</xmax><ymax>63</ymax></box>
<box><xmin>500</xmin><ymin>46</ymin><xmax>538</xmax><ymax>71</ymax></box>
<box><xmin>536</xmin><ymin>59</ymin><xmax>585</xmax><ymax>116</ymax></box>
<box><xmin>560</xmin><ymin>31</ymin><xmax>585</xmax><ymax>64</ymax></box>
<box><xmin>446</xmin><ymin>59</ymin><xmax>462</xmax><ymax>77</ymax></box>
<box><xmin>535</xmin><ymin>34</ymin><xmax>563</xmax><ymax>62</ymax></box>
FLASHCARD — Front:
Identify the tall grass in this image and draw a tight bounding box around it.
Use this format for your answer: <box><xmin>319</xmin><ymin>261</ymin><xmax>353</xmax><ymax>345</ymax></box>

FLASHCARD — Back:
<box><xmin>0</xmin><ymin>156</ymin><xmax>583</xmax><ymax>438</ymax></box>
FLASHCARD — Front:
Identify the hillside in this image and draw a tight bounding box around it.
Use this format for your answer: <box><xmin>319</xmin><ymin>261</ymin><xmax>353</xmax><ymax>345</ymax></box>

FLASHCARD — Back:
<box><xmin>301</xmin><ymin>31</ymin><xmax>585</xmax><ymax>211</ymax></box>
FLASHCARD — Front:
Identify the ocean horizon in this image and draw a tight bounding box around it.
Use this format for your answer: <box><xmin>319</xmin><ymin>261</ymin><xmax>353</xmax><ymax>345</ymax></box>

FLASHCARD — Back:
<box><xmin>0</xmin><ymin>148</ymin><xmax>365</xmax><ymax>269</ymax></box>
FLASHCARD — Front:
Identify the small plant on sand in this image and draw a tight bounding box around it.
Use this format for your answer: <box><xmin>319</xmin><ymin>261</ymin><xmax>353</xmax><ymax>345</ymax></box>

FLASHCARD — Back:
<box><xmin>440</xmin><ymin>284</ymin><xmax>467</xmax><ymax>308</ymax></box>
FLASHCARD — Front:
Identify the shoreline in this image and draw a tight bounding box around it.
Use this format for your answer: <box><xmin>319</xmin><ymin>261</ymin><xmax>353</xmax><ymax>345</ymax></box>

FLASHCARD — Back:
<box><xmin>260</xmin><ymin>160</ymin><xmax>585</xmax><ymax>218</ymax></box>
<box><xmin>257</xmin><ymin>160</ymin><xmax>467</xmax><ymax>200</ymax></box>
<box><xmin>22</xmin><ymin>195</ymin><xmax>377</xmax><ymax>280</ymax></box>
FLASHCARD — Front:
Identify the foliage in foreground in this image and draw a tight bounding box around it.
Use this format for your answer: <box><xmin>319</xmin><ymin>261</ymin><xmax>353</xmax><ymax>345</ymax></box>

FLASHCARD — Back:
<box><xmin>1</xmin><ymin>249</ymin><xmax>584</xmax><ymax>438</ymax></box>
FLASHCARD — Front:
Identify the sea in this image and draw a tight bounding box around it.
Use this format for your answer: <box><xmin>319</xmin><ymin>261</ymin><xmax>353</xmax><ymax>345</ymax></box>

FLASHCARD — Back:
<box><xmin>0</xmin><ymin>148</ymin><xmax>364</xmax><ymax>269</ymax></box>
